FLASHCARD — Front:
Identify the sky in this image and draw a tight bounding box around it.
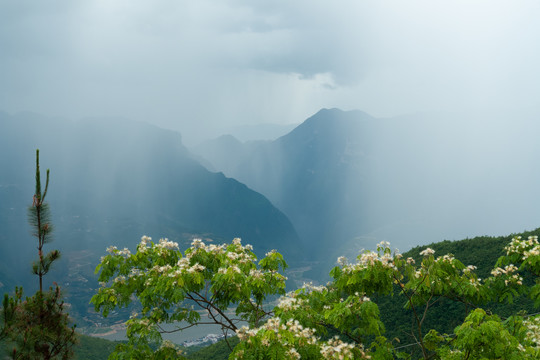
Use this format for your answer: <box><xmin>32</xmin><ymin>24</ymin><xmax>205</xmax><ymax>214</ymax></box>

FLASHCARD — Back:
<box><xmin>1</xmin><ymin>0</ymin><xmax>540</xmax><ymax>143</ymax></box>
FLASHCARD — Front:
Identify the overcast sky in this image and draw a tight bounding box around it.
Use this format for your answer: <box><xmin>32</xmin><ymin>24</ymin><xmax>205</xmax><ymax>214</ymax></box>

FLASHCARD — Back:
<box><xmin>1</xmin><ymin>0</ymin><xmax>540</xmax><ymax>143</ymax></box>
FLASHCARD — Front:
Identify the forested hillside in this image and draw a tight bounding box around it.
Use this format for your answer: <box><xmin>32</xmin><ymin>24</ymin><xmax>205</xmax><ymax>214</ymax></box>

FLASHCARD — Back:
<box><xmin>76</xmin><ymin>227</ymin><xmax>540</xmax><ymax>359</ymax></box>
<box><xmin>377</xmin><ymin>228</ymin><xmax>540</xmax><ymax>357</ymax></box>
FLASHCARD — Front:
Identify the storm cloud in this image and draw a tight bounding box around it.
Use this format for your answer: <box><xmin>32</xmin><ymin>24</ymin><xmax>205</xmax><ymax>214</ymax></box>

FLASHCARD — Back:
<box><xmin>1</xmin><ymin>1</ymin><xmax>540</xmax><ymax>143</ymax></box>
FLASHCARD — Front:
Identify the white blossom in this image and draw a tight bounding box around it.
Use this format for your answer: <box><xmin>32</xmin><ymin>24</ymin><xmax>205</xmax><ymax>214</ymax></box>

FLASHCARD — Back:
<box><xmin>249</xmin><ymin>269</ymin><xmax>264</xmax><ymax>280</ymax></box>
<box><xmin>265</xmin><ymin>249</ymin><xmax>277</xmax><ymax>257</ymax></box>
<box><xmin>287</xmin><ymin>348</ymin><xmax>301</xmax><ymax>359</ymax></box>
<box><xmin>377</xmin><ymin>241</ymin><xmax>390</xmax><ymax>249</ymax></box>
<box><xmin>337</xmin><ymin>256</ymin><xmax>348</xmax><ymax>266</ymax></box>
<box><xmin>158</xmin><ymin>238</ymin><xmax>179</xmax><ymax>250</ymax></box>
<box><xmin>188</xmin><ymin>263</ymin><xmax>205</xmax><ymax>273</ymax></box>
<box><xmin>106</xmin><ymin>246</ymin><xmax>117</xmax><ymax>254</ymax></box>
<box><xmin>118</xmin><ymin>247</ymin><xmax>131</xmax><ymax>257</ymax></box>
<box><xmin>420</xmin><ymin>248</ymin><xmax>435</xmax><ymax>256</ymax></box>
<box><xmin>113</xmin><ymin>275</ymin><xmax>126</xmax><ymax>284</ymax></box>
<box><xmin>191</xmin><ymin>238</ymin><xmax>205</xmax><ymax>250</ymax></box>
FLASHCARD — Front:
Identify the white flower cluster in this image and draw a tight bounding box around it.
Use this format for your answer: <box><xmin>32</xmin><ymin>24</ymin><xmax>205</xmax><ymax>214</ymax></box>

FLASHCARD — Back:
<box><xmin>249</xmin><ymin>268</ymin><xmax>264</xmax><ymax>280</ymax></box>
<box><xmin>189</xmin><ymin>238</ymin><xmax>230</xmax><ymax>254</ymax></box>
<box><xmin>286</xmin><ymin>347</ymin><xmax>301</xmax><ymax>359</ymax></box>
<box><xmin>189</xmin><ymin>238</ymin><xmax>255</xmax><ymax>267</ymax></box>
<box><xmin>236</xmin><ymin>319</ymin><xmax>369</xmax><ymax>359</ymax></box>
<box><xmin>337</xmin><ymin>256</ymin><xmax>348</xmax><ymax>266</ymax></box>
<box><xmin>420</xmin><ymin>248</ymin><xmax>435</xmax><ymax>257</ymax></box>
<box><xmin>265</xmin><ymin>249</ymin><xmax>277</xmax><ymax>257</ymax></box>
<box><xmin>320</xmin><ymin>336</ymin><xmax>366</xmax><ymax>360</ymax></box>
<box><xmin>505</xmin><ymin>236</ymin><xmax>539</xmax><ymax>257</ymax></box>
<box><xmin>236</xmin><ymin>325</ymin><xmax>257</xmax><ymax>341</ymax></box>
<box><xmin>218</xmin><ymin>266</ymin><xmax>241</xmax><ymax>275</ymax></box>
<box><xmin>491</xmin><ymin>264</ymin><xmax>518</xmax><ymax>276</ymax></box>
<box><xmin>277</xmin><ymin>294</ymin><xmax>305</xmax><ymax>311</ymax></box>
<box><xmin>189</xmin><ymin>263</ymin><xmax>205</xmax><ymax>273</ymax></box>
<box><xmin>113</xmin><ymin>275</ymin><xmax>126</xmax><ymax>284</ymax></box>
<box><xmin>229</xmin><ymin>250</ymin><xmax>257</xmax><ymax>265</ymax></box>
<box><xmin>490</xmin><ymin>264</ymin><xmax>523</xmax><ymax>285</ymax></box>
<box><xmin>302</xmin><ymin>282</ymin><xmax>327</xmax><ymax>293</ymax></box>
<box><xmin>157</xmin><ymin>238</ymin><xmax>179</xmax><ymax>251</ymax></box>
<box><xmin>207</xmin><ymin>243</ymin><xmax>227</xmax><ymax>254</ymax></box>
<box><xmin>129</xmin><ymin>268</ymin><xmax>142</xmax><ymax>278</ymax></box>
<box><xmin>342</xmin><ymin>250</ymin><xmax>397</xmax><ymax>273</ymax></box>
<box><xmin>279</xmin><ymin>318</ymin><xmax>317</xmax><ymax>344</ymax></box>
<box><xmin>177</xmin><ymin>257</ymin><xmax>190</xmax><ymax>270</ymax></box>
<box><xmin>170</xmin><ymin>257</ymin><xmax>206</xmax><ymax>276</ymax></box>
<box><xmin>434</xmin><ymin>254</ymin><xmax>458</xmax><ymax>270</ymax></box>
<box><xmin>117</xmin><ymin>247</ymin><xmax>131</xmax><ymax>257</ymax></box>
<box><xmin>191</xmin><ymin>238</ymin><xmax>205</xmax><ymax>249</ymax></box>
<box><xmin>523</xmin><ymin>316</ymin><xmax>540</xmax><ymax>350</ymax></box>
<box><xmin>237</xmin><ymin>318</ymin><xmax>318</xmax><ymax>345</ymax></box>
<box><xmin>355</xmin><ymin>292</ymin><xmax>370</xmax><ymax>302</ymax></box>
<box><xmin>437</xmin><ymin>254</ymin><xmax>455</xmax><ymax>263</ymax></box>
<box><xmin>360</xmin><ymin>252</ymin><xmax>378</xmax><ymax>266</ymax></box>
<box><xmin>462</xmin><ymin>265</ymin><xmax>477</xmax><ymax>274</ymax></box>
<box><xmin>106</xmin><ymin>245</ymin><xmax>117</xmax><ymax>254</ymax></box>
<box><xmin>524</xmin><ymin>246</ymin><xmax>540</xmax><ymax>260</ymax></box>
<box><xmin>137</xmin><ymin>235</ymin><xmax>152</xmax><ymax>253</ymax></box>
<box><xmin>468</xmin><ymin>277</ymin><xmax>482</xmax><ymax>288</ymax></box>
<box><xmin>189</xmin><ymin>239</ymin><xmax>227</xmax><ymax>257</ymax></box>
<box><xmin>152</xmin><ymin>264</ymin><xmax>172</xmax><ymax>274</ymax></box>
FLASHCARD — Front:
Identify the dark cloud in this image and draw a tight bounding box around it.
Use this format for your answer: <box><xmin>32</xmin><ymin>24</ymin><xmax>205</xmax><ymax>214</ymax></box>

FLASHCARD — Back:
<box><xmin>0</xmin><ymin>0</ymin><xmax>539</xmax><ymax>142</ymax></box>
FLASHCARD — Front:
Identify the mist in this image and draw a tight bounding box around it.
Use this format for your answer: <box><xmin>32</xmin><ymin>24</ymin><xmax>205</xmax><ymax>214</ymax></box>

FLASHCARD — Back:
<box><xmin>191</xmin><ymin>107</ymin><xmax>540</xmax><ymax>265</ymax></box>
<box><xmin>2</xmin><ymin>1</ymin><xmax>540</xmax><ymax>257</ymax></box>
<box><xmin>1</xmin><ymin>1</ymin><xmax>540</xmax><ymax>145</ymax></box>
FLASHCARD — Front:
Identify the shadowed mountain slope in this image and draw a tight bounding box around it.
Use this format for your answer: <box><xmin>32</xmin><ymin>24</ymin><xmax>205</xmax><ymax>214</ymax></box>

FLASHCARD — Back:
<box><xmin>193</xmin><ymin>108</ymin><xmax>540</xmax><ymax>259</ymax></box>
<box><xmin>0</xmin><ymin>112</ymin><xmax>301</xmax><ymax>293</ymax></box>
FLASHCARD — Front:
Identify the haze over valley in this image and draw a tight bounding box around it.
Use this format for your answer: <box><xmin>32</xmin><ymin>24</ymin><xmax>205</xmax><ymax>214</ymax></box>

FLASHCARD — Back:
<box><xmin>2</xmin><ymin>107</ymin><xmax>540</xmax><ymax>304</ymax></box>
<box><xmin>193</xmin><ymin>108</ymin><xmax>540</xmax><ymax>262</ymax></box>
<box><xmin>2</xmin><ymin>0</ymin><xmax>540</xmax><ymax>348</ymax></box>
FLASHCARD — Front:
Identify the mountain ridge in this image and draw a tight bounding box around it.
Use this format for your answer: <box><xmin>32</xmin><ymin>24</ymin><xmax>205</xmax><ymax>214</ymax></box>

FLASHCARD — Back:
<box><xmin>0</xmin><ymin>111</ymin><xmax>303</xmax><ymax>325</ymax></box>
<box><xmin>192</xmin><ymin>108</ymin><xmax>540</xmax><ymax>259</ymax></box>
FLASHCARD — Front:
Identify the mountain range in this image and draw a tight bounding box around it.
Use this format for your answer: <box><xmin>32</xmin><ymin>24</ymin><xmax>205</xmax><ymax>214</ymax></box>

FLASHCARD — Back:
<box><xmin>2</xmin><ymin>107</ymin><xmax>540</xmax><ymax>327</ymax></box>
<box><xmin>0</xmin><ymin>111</ymin><xmax>301</xmax><ymax>299</ymax></box>
<box><xmin>193</xmin><ymin>108</ymin><xmax>540</xmax><ymax>261</ymax></box>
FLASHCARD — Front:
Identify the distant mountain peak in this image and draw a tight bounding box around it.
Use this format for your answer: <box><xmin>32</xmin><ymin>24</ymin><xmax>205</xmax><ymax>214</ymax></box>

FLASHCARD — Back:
<box><xmin>278</xmin><ymin>108</ymin><xmax>373</xmax><ymax>145</ymax></box>
<box><xmin>308</xmin><ymin>108</ymin><xmax>374</xmax><ymax>122</ymax></box>
<box><xmin>214</xmin><ymin>134</ymin><xmax>243</xmax><ymax>145</ymax></box>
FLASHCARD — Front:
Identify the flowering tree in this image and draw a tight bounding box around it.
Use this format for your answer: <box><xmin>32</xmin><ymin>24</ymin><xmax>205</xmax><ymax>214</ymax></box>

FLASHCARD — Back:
<box><xmin>92</xmin><ymin>236</ymin><xmax>540</xmax><ymax>359</ymax></box>
<box><xmin>91</xmin><ymin>237</ymin><xmax>287</xmax><ymax>358</ymax></box>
